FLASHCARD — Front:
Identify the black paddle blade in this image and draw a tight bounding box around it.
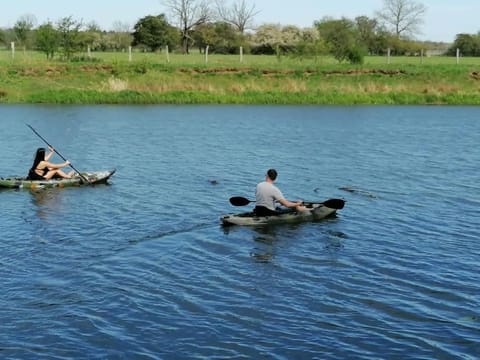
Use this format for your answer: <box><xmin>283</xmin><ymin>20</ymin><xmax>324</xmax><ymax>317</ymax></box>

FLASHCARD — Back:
<box><xmin>229</xmin><ymin>196</ymin><xmax>253</xmax><ymax>206</ymax></box>
<box><xmin>322</xmin><ymin>198</ymin><xmax>345</xmax><ymax>209</ymax></box>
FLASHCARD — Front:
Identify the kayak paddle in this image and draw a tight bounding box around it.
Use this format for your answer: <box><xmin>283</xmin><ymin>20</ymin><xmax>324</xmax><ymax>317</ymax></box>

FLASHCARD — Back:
<box><xmin>229</xmin><ymin>196</ymin><xmax>255</xmax><ymax>206</ymax></box>
<box><xmin>229</xmin><ymin>196</ymin><xmax>345</xmax><ymax>209</ymax></box>
<box><xmin>26</xmin><ymin>124</ymin><xmax>91</xmax><ymax>185</ymax></box>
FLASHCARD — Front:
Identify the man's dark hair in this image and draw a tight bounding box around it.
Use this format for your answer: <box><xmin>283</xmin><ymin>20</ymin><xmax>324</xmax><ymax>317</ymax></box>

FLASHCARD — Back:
<box><xmin>267</xmin><ymin>169</ymin><xmax>277</xmax><ymax>181</ymax></box>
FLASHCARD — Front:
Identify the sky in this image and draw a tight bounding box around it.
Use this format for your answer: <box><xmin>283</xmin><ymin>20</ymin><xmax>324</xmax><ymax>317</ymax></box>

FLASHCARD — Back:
<box><xmin>0</xmin><ymin>0</ymin><xmax>479</xmax><ymax>43</ymax></box>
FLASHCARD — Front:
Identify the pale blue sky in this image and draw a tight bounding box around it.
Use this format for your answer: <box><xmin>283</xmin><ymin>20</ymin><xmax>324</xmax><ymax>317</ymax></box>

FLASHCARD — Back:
<box><xmin>0</xmin><ymin>0</ymin><xmax>478</xmax><ymax>42</ymax></box>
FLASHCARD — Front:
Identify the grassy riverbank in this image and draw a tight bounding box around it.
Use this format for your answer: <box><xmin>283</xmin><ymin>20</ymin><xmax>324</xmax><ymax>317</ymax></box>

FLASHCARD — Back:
<box><xmin>1</xmin><ymin>50</ymin><xmax>480</xmax><ymax>104</ymax></box>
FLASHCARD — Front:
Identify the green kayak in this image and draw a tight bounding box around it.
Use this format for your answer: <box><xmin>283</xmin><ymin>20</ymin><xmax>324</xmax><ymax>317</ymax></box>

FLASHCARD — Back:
<box><xmin>0</xmin><ymin>169</ymin><xmax>116</xmax><ymax>190</ymax></box>
<box><xmin>221</xmin><ymin>199</ymin><xmax>345</xmax><ymax>226</ymax></box>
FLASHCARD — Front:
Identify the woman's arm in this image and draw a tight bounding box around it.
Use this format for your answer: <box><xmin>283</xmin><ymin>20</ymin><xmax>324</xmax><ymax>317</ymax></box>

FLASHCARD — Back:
<box><xmin>45</xmin><ymin>147</ymin><xmax>55</xmax><ymax>161</ymax></box>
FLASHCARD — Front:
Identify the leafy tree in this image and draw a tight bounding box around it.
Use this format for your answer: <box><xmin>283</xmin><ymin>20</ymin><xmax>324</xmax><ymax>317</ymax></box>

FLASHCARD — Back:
<box><xmin>79</xmin><ymin>21</ymin><xmax>103</xmax><ymax>51</ymax></box>
<box><xmin>251</xmin><ymin>23</ymin><xmax>283</xmax><ymax>54</ymax></box>
<box><xmin>291</xmin><ymin>29</ymin><xmax>329</xmax><ymax>62</ymax></box>
<box><xmin>132</xmin><ymin>14</ymin><xmax>178</xmax><ymax>52</ymax></box>
<box><xmin>252</xmin><ymin>24</ymin><xmax>320</xmax><ymax>55</ymax></box>
<box><xmin>352</xmin><ymin>16</ymin><xmax>393</xmax><ymax>55</ymax></box>
<box><xmin>163</xmin><ymin>0</ymin><xmax>211</xmax><ymax>54</ymax></box>
<box><xmin>355</xmin><ymin>16</ymin><xmax>379</xmax><ymax>54</ymax></box>
<box><xmin>193</xmin><ymin>21</ymin><xmax>241</xmax><ymax>54</ymax></box>
<box><xmin>57</xmin><ymin>16</ymin><xmax>83</xmax><ymax>60</ymax></box>
<box><xmin>13</xmin><ymin>14</ymin><xmax>37</xmax><ymax>51</ymax></box>
<box><xmin>447</xmin><ymin>33</ymin><xmax>480</xmax><ymax>56</ymax></box>
<box><xmin>0</xmin><ymin>28</ymin><xmax>12</xmax><ymax>47</ymax></box>
<box><xmin>36</xmin><ymin>22</ymin><xmax>60</xmax><ymax>59</ymax></box>
<box><xmin>315</xmin><ymin>17</ymin><xmax>365</xmax><ymax>63</ymax></box>
<box><xmin>192</xmin><ymin>23</ymin><xmax>216</xmax><ymax>52</ymax></box>
<box><xmin>376</xmin><ymin>0</ymin><xmax>427</xmax><ymax>38</ymax></box>
<box><xmin>281</xmin><ymin>25</ymin><xmax>302</xmax><ymax>46</ymax></box>
<box><xmin>368</xmin><ymin>28</ymin><xmax>391</xmax><ymax>55</ymax></box>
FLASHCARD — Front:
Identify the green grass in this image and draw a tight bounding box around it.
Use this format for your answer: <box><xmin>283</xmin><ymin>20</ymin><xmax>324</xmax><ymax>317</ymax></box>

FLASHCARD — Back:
<box><xmin>4</xmin><ymin>49</ymin><xmax>480</xmax><ymax>67</ymax></box>
<box><xmin>1</xmin><ymin>50</ymin><xmax>480</xmax><ymax>105</ymax></box>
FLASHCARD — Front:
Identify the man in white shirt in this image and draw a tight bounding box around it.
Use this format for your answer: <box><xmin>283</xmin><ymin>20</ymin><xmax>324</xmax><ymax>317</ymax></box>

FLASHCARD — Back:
<box><xmin>254</xmin><ymin>169</ymin><xmax>304</xmax><ymax>216</ymax></box>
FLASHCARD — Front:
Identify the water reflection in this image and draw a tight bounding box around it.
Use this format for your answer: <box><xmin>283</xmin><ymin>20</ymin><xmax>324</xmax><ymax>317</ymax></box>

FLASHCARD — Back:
<box><xmin>255</xmin><ymin>223</ymin><xmax>349</xmax><ymax>261</ymax></box>
<box><xmin>223</xmin><ymin>218</ymin><xmax>348</xmax><ymax>263</ymax></box>
<box><xmin>30</xmin><ymin>188</ymin><xmax>64</xmax><ymax>219</ymax></box>
<box><xmin>324</xmin><ymin>230</ymin><xmax>347</xmax><ymax>253</ymax></box>
<box><xmin>250</xmin><ymin>225</ymin><xmax>280</xmax><ymax>263</ymax></box>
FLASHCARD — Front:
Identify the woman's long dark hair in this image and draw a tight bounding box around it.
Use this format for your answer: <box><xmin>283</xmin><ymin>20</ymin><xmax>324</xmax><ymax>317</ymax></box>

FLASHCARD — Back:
<box><xmin>31</xmin><ymin>148</ymin><xmax>46</xmax><ymax>170</ymax></box>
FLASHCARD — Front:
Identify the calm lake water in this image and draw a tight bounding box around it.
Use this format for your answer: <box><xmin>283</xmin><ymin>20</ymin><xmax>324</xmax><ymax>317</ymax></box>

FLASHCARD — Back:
<box><xmin>0</xmin><ymin>104</ymin><xmax>479</xmax><ymax>359</ymax></box>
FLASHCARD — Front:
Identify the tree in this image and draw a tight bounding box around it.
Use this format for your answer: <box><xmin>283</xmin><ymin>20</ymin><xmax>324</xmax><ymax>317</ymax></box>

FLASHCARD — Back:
<box><xmin>376</xmin><ymin>0</ymin><xmax>427</xmax><ymax>38</ymax></box>
<box><xmin>353</xmin><ymin>16</ymin><xmax>392</xmax><ymax>55</ymax></box>
<box><xmin>251</xmin><ymin>23</ymin><xmax>283</xmax><ymax>54</ymax></box>
<box><xmin>36</xmin><ymin>22</ymin><xmax>60</xmax><ymax>59</ymax></box>
<box><xmin>57</xmin><ymin>16</ymin><xmax>82</xmax><ymax>60</ymax></box>
<box><xmin>162</xmin><ymin>0</ymin><xmax>211</xmax><ymax>54</ymax></box>
<box><xmin>448</xmin><ymin>33</ymin><xmax>480</xmax><ymax>56</ymax></box>
<box><xmin>13</xmin><ymin>14</ymin><xmax>37</xmax><ymax>51</ymax></box>
<box><xmin>215</xmin><ymin>0</ymin><xmax>259</xmax><ymax>33</ymax></box>
<box><xmin>132</xmin><ymin>14</ymin><xmax>178</xmax><ymax>52</ymax></box>
<box><xmin>192</xmin><ymin>23</ymin><xmax>216</xmax><ymax>52</ymax></box>
<box><xmin>316</xmin><ymin>17</ymin><xmax>365</xmax><ymax>63</ymax></box>
<box><xmin>79</xmin><ymin>21</ymin><xmax>102</xmax><ymax>51</ymax></box>
<box><xmin>111</xmin><ymin>21</ymin><xmax>133</xmax><ymax>51</ymax></box>
<box><xmin>290</xmin><ymin>28</ymin><xmax>329</xmax><ymax>61</ymax></box>
<box><xmin>193</xmin><ymin>21</ymin><xmax>241</xmax><ymax>53</ymax></box>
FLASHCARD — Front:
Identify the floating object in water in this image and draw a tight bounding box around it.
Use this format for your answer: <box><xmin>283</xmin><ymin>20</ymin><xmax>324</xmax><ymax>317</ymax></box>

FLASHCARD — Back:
<box><xmin>339</xmin><ymin>186</ymin><xmax>377</xmax><ymax>198</ymax></box>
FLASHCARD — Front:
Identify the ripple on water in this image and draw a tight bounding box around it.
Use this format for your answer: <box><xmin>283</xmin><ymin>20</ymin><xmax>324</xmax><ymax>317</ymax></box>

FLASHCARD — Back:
<box><xmin>1</xmin><ymin>105</ymin><xmax>479</xmax><ymax>359</ymax></box>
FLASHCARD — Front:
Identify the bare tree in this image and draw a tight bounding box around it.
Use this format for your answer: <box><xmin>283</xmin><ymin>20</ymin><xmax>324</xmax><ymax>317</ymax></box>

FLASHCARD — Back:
<box><xmin>215</xmin><ymin>0</ymin><xmax>259</xmax><ymax>33</ymax></box>
<box><xmin>162</xmin><ymin>0</ymin><xmax>210</xmax><ymax>54</ymax></box>
<box><xmin>376</xmin><ymin>0</ymin><xmax>426</xmax><ymax>38</ymax></box>
<box><xmin>111</xmin><ymin>21</ymin><xmax>133</xmax><ymax>50</ymax></box>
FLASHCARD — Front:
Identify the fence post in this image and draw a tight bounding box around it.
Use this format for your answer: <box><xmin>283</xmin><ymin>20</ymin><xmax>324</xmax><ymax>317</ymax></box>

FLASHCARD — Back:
<box><xmin>129</xmin><ymin>46</ymin><xmax>132</xmax><ymax>62</ymax></box>
<box><xmin>387</xmin><ymin>48</ymin><xmax>391</xmax><ymax>64</ymax></box>
<box><xmin>205</xmin><ymin>45</ymin><xmax>209</xmax><ymax>64</ymax></box>
<box><xmin>165</xmin><ymin>45</ymin><xmax>170</xmax><ymax>63</ymax></box>
<box><xmin>240</xmin><ymin>46</ymin><xmax>243</xmax><ymax>63</ymax></box>
<box><xmin>456</xmin><ymin>48</ymin><xmax>460</xmax><ymax>64</ymax></box>
<box><xmin>11</xmin><ymin>42</ymin><xmax>15</xmax><ymax>59</ymax></box>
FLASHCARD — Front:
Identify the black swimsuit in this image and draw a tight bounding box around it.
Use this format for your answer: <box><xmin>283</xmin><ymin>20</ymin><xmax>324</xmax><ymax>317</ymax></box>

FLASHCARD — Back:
<box><xmin>28</xmin><ymin>167</ymin><xmax>48</xmax><ymax>180</ymax></box>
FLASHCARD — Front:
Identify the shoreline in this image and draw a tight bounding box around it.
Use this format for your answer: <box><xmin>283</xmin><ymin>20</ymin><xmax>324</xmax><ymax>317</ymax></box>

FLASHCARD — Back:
<box><xmin>1</xmin><ymin>58</ymin><xmax>480</xmax><ymax>105</ymax></box>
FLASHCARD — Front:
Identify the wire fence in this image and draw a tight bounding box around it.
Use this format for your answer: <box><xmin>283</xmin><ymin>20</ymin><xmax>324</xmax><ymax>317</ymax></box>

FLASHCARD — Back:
<box><xmin>2</xmin><ymin>47</ymin><xmax>480</xmax><ymax>67</ymax></box>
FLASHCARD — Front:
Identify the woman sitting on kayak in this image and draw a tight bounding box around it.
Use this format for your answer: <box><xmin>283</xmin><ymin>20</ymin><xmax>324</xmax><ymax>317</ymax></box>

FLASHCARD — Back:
<box><xmin>27</xmin><ymin>147</ymin><xmax>74</xmax><ymax>180</ymax></box>
<box><xmin>254</xmin><ymin>168</ymin><xmax>305</xmax><ymax>216</ymax></box>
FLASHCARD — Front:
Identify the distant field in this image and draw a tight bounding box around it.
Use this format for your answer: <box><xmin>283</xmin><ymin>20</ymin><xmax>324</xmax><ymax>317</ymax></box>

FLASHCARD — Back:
<box><xmin>2</xmin><ymin>49</ymin><xmax>480</xmax><ymax>67</ymax></box>
<box><xmin>1</xmin><ymin>49</ymin><xmax>480</xmax><ymax>105</ymax></box>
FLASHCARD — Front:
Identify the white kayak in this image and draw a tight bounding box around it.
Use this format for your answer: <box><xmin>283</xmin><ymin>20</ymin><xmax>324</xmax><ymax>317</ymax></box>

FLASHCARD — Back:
<box><xmin>221</xmin><ymin>199</ymin><xmax>345</xmax><ymax>226</ymax></box>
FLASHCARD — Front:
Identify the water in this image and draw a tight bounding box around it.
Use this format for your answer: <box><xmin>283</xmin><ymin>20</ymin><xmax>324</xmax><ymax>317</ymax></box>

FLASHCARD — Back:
<box><xmin>0</xmin><ymin>105</ymin><xmax>479</xmax><ymax>359</ymax></box>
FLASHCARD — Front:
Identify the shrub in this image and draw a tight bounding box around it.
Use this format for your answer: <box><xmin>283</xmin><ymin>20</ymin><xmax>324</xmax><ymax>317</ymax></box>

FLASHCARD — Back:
<box><xmin>347</xmin><ymin>47</ymin><xmax>366</xmax><ymax>65</ymax></box>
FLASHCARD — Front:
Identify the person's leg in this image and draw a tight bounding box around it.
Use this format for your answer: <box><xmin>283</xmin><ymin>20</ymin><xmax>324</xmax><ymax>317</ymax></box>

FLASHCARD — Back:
<box><xmin>254</xmin><ymin>206</ymin><xmax>278</xmax><ymax>216</ymax></box>
<box><xmin>44</xmin><ymin>169</ymin><xmax>72</xmax><ymax>179</ymax></box>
